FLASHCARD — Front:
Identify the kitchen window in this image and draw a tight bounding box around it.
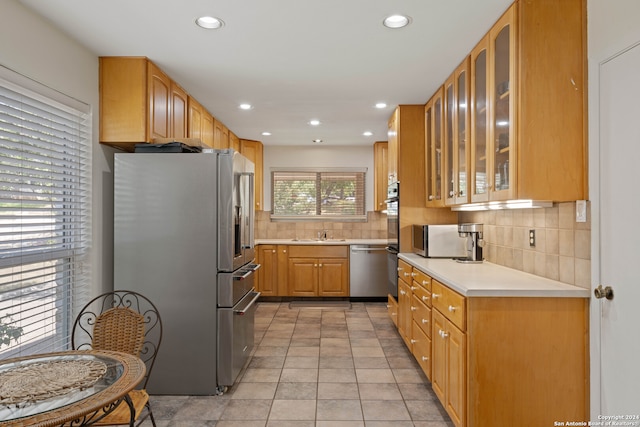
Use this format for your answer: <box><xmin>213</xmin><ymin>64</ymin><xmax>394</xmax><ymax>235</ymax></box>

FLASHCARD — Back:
<box><xmin>0</xmin><ymin>66</ymin><xmax>91</xmax><ymax>357</ymax></box>
<box><xmin>271</xmin><ymin>168</ymin><xmax>366</xmax><ymax>220</ymax></box>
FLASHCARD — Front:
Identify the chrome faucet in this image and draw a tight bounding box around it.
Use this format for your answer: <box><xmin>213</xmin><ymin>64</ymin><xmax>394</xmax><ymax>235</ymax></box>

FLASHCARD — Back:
<box><xmin>317</xmin><ymin>229</ymin><xmax>328</xmax><ymax>241</ymax></box>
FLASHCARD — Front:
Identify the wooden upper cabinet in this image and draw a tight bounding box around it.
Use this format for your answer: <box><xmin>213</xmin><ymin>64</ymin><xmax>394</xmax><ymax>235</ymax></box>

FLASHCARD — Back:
<box><xmin>443</xmin><ymin>57</ymin><xmax>471</xmax><ymax>207</ymax></box>
<box><xmin>387</xmin><ymin>110</ymin><xmax>398</xmax><ymax>185</ymax></box>
<box><xmin>214</xmin><ymin>119</ymin><xmax>230</xmax><ymax>149</ymax></box>
<box><xmin>240</xmin><ymin>139</ymin><xmax>264</xmax><ymax>211</ymax></box>
<box><xmin>100</xmin><ymin>57</ymin><xmax>190</xmax><ymax>151</ymax></box>
<box><xmin>202</xmin><ymin>111</ymin><xmax>214</xmax><ymax>148</ymax></box>
<box><xmin>170</xmin><ymin>82</ymin><xmax>188</xmax><ymax>140</ymax></box>
<box><xmin>469</xmin><ymin>0</ymin><xmax>587</xmax><ymax>202</ymax></box>
<box><xmin>373</xmin><ymin>141</ymin><xmax>388</xmax><ymax>212</ymax></box>
<box><xmin>188</xmin><ymin>96</ymin><xmax>214</xmax><ymax>149</ymax></box>
<box><xmin>426</xmin><ymin>89</ymin><xmax>444</xmax><ymax>208</ymax></box>
<box><xmin>229</xmin><ymin>131</ymin><xmax>241</xmax><ymax>152</ymax></box>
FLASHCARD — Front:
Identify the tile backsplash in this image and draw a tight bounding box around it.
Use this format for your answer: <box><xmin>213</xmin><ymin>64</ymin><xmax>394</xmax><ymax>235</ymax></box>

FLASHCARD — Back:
<box><xmin>459</xmin><ymin>201</ymin><xmax>591</xmax><ymax>289</ymax></box>
<box><xmin>255</xmin><ymin>210</ymin><xmax>387</xmax><ymax>240</ymax></box>
<box><xmin>254</xmin><ymin>202</ymin><xmax>590</xmax><ymax>289</ymax></box>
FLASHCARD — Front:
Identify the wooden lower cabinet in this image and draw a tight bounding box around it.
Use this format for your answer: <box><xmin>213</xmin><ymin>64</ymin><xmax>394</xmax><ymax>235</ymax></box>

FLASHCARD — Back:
<box><xmin>432</xmin><ymin>308</ymin><xmax>466</xmax><ymax>426</ymax></box>
<box><xmin>411</xmin><ymin>320</ymin><xmax>431</xmax><ymax>380</ymax></box>
<box><xmin>392</xmin><ymin>261</ymin><xmax>589</xmax><ymax>427</ymax></box>
<box><xmin>286</xmin><ymin>245</ymin><xmax>349</xmax><ymax>297</ymax></box>
<box><xmin>387</xmin><ymin>294</ymin><xmax>398</xmax><ymax>327</ymax></box>
<box><xmin>256</xmin><ymin>245</ymin><xmax>278</xmax><ymax>296</ymax></box>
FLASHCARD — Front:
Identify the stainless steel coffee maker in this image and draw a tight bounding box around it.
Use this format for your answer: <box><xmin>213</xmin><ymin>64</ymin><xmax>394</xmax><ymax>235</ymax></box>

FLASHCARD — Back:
<box><xmin>457</xmin><ymin>223</ymin><xmax>484</xmax><ymax>263</ymax></box>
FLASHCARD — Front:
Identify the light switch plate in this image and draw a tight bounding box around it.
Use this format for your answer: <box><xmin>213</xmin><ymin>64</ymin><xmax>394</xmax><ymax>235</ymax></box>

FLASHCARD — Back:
<box><xmin>576</xmin><ymin>200</ymin><xmax>587</xmax><ymax>223</ymax></box>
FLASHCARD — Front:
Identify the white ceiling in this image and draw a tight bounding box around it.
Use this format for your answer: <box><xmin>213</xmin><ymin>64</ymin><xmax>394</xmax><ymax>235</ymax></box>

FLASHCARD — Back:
<box><xmin>20</xmin><ymin>0</ymin><xmax>512</xmax><ymax>146</ymax></box>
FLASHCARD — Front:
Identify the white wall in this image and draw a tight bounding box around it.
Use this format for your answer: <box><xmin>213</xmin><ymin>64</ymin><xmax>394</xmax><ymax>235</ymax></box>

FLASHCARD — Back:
<box><xmin>263</xmin><ymin>145</ymin><xmax>376</xmax><ymax>212</ymax></box>
<box><xmin>587</xmin><ymin>0</ymin><xmax>640</xmax><ymax>418</ymax></box>
<box><xmin>0</xmin><ymin>0</ymin><xmax>114</xmax><ymax>296</ymax></box>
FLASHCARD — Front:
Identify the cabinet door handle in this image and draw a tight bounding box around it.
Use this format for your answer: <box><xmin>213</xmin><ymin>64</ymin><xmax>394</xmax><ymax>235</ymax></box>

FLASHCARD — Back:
<box><xmin>428</xmin><ymin>195</ymin><xmax>434</xmax><ymax>201</ymax></box>
<box><xmin>397</xmin><ymin>267</ymin><xmax>403</xmax><ymax>272</ymax></box>
<box><xmin>439</xmin><ymin>330</ymin><xmax>449</xmax><ymax>339</ymax></box>
<box><xmin>314</xmin><ymin>264</ymin><xmax>318</xmax><ymax>267</ymax></box>
<box><xmin>448</xmin><ymin>305</ymin><xmax>456</xmax><ymax>312</ymax></box>
<box><xmin>319</xmin><ymin>264</ymin><xmax>322</xmax><ymax>267</ymax></box>
<box><xmin>422</xmin><ymin>296</ymin><xmax>429</xmax><ymax>302</ymax></box>
<box><xmin>272</xmin><ymin>250</ymin><xmax>276</xmax><ymax>253</ymax></box>
<box><xmin>283</xmin><ymin>249</ymin><xmax>287</xmax><ymax>253</ymax></box>
<box><xmin>422</xmin><ymin>356</ymin><xmax>429</xmax><ymax>362</ymax></box>
<box><xmin>410</xmin><ymin>339</ymin><xmax>418</xmax><ymax>344</ymax></box>
<box><xmin>432</xmin><ymin>293</ymin><xmax>441</xmax><ymax>299</ymax></box>
<box><xmin>400</xmin><ymin>290</ymin><xmax>406</xmax><ymax>295</ymax></box>
<box><xmin>411</xmin><ymin>306</ymin><xmax>417</xmax><ymax>311</ymax></box>
<box><xmin>421</xmin><ymin>318</ymin><xmax>429</xmax><ymax>324</ymax></box>
<box><xmin>411</xmin><ymin>272</ymin><xmax>417</xmax><ymax>277</ymax></box>
<box><xmin>403</xmin><ymin>272</ymin><xmax>410</xmax><ymax>277</ymax></box>
<box><xmin>410</xmin><ymin>286</ymin><xmax>418</xmax><ymax>291</ymax></box>
<box><xmin>422</xmin><ymin>280</ymin><xmax>429</xmax><ymax>285</ymax></box>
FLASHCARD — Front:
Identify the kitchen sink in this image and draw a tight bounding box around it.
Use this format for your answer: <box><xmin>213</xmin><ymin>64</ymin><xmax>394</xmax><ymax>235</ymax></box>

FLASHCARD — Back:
<box><xmin>290</xmin><ymin>238</ymin><xmax>346</xmax><ymax>242</ymax></box>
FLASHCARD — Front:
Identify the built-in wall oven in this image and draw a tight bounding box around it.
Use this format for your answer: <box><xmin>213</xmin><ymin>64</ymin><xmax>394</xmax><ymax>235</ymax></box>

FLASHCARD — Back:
<box><xmin>385</xmin><ymin>182</ymin><xmax>399</xmax><ymax>298</ymax></box>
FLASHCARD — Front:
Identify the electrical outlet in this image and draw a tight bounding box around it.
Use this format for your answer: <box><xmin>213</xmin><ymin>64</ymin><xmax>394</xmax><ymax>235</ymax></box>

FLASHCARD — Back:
<box><xmin>529</xmin><ymin>229</ymin><xmax>536</xmax><ymax>247</ymax></box>
<box><xmin>576</xmin><ymin>200</ymin><xmax>587</xmax><ymax>222</ymax></box>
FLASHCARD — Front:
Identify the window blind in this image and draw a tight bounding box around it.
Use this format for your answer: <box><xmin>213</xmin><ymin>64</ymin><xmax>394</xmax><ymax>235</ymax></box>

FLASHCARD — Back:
<box><xmin>0</xmin><ymin>67</ymin><xmax>91</xmax><ymax>358</ymax></box>
<box><xmin>272</xmin><ymin>169</ymin><xmax>366</xmax><ymax>220</ymax></box>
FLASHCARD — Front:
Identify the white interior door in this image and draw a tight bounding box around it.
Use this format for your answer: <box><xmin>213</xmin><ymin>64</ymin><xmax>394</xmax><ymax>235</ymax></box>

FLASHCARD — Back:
<box><xmin>597</xmin><ymin>42</ymin><xmax>640</xmax><ymax>415</ymax></box>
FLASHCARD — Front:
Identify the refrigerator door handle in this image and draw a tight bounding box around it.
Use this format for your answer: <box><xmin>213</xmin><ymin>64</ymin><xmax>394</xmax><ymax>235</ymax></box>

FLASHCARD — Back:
<box><xmin>234</xmin><ymin>290</ymin><xmax>261</xmax><ymax>315</ymax></box>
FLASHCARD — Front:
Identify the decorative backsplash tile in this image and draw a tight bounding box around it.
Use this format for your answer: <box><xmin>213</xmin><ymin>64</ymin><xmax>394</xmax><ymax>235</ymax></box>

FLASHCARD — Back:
<box><xmin>255</xmin><ymin>202</ymin><xmax>590</xmax><ymax>289</ymax></box>
<box><xmin>255</xmin><ymin>210</ymin><xmax>388</xmax><ymax>240</ymax></box>
<box><xmin>459</xmin><ymin>201</ymin><xmax>591</xmax><ymax>289</ymax></box>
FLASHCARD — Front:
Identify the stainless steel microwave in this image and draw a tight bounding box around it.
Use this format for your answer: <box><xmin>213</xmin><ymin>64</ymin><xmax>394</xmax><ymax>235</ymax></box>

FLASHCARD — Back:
<box><xmin>411</xmin><ymin>224</ymin><xmax>467</xmax><ymax>258</ymax></box>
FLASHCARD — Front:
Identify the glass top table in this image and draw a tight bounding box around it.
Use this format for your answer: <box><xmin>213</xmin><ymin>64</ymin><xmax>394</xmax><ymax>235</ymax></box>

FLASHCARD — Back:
<box><xmin>0</xmin><ymin>350</ymin><xmax>146</xmax><ymax>427</ymax></box>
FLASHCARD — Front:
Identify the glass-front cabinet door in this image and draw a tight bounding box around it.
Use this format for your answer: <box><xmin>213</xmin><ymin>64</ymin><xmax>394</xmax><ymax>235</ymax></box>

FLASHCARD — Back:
<box><xmin>425</xmin><ymin>101</ymin><xmax>433</xmax><ymax>206</ymax></box>
<box><xmin>454</xmin><ymin>57</ymin><xmax>470</xmax><ymax>205</ymax></box>
<box><xmin>489</xmin><ymin>5</ymin><xmax>516</xmax><ymax>201</ymax></box>
<box><xmin>444</xmin><ymin>76</ymin><xmax>456</xmax><ymax>206</ymax></box>
<box><xmin>426</xmin><ymin>86</ymin><xmax>444</xmax><ymax>207</ymax></box>
<box><xmin>470</xmin><ymin>36</ymin><xmax>489</xmax><ymax>203</ymax></box>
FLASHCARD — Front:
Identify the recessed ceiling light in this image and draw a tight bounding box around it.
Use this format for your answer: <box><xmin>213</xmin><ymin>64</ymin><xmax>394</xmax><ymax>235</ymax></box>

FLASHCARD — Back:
<box><xmin>239</xmin><ymin>103</ymin><xmax>253</xmax><ymax>110</ymax></box>
<box><xmin>309</xmin><ymin>119</ymin><xmax>321</xmax><ymax>126</ymax></box>
<box><xmin>383</xmin><ymin>14</ymin><xmax>411</xmax><ymax>29</ymax></box>
<box><xmin>261</xmin><ymin>132</ymin><xmax>271</xmax><ymax>136</ymax></box>
<box><xmin>363</xmin><ymin>131</ymin><xmax>373</xmax><ymax>137</ymax></box>
<box><xmin>375</xmin><ymin>102</ymin><xmax>387</xmax><ymax>109</ymax></box>
<box><xmin>312</xmin><ymin>139</ymin><xmax>323</xmax><ymax>143</ymax></box>
<box><xmin>196</xmin><ymin>16</ymin><xmax>224</xmax><ymax>29</ymax></box>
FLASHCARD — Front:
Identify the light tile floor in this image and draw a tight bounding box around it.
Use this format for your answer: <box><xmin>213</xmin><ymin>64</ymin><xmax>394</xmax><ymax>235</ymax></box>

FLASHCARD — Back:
<box><xmin>143</xmin><ymin>302</ymin><xmax>454</xmax><ymax>426</ymax></box>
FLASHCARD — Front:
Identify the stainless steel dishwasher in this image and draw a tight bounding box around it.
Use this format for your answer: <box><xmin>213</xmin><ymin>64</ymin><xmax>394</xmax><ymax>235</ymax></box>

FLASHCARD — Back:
<box><xmin>349</xmin><ymin>244</ymin><xmax>389</xmax><ymax>298</ymax></box>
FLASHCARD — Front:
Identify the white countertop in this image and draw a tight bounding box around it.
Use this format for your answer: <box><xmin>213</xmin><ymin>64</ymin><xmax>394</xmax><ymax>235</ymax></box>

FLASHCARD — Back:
<box><xmin>256</xmin><ymin>239</ymin><xmax>388</xmax><ymax>246</ymax></box>
<box><xmin>399</xmin><ymin>253</ymin><xmax>590</xmax><ymax>298</ymax></box>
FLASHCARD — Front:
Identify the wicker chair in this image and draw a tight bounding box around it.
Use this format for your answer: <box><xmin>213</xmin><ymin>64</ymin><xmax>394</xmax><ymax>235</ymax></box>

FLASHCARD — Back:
<box><xmin>72</xmin><ymin>290</ymin><xmax>162</xmax><ymax>427</ymax></box>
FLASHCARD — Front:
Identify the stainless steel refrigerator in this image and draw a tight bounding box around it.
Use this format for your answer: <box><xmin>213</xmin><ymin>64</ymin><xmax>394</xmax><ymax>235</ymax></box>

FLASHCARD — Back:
<box><xmin>113</xmin><ymin>149</ymin><xmax>259</xmax><ymax>395</ymax></box>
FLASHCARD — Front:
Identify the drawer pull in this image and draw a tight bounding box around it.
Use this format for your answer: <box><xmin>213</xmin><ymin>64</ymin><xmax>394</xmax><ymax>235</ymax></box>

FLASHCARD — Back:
<box><xmin>410</xmin><ymin>339</ymin><xmax>418</xmax><ymax>344</ymax></box>
<box><xmin>403</xmin><ymin>272</ymin><xmax>410</xmax><ymax>277</ymax></box>
<box><xmin>422</xmin><ymin>356</ymin><xmax>429</xmax><ymax>362</ymax></box>
<box><xmin>411</xmin><ymin>286</ymin><xmax>418</xmax><ymax>291</ymax></box>
<box><xmin>421</xmin><ymin>318</ymin><xmax>429</xmax><ymax>324</ymax></box>
<box><xmin>422</xmin><ymin>296</ymin><xmax>429</xmax><ymax>302</ymax></box>
<box><xmin>411</xmin><ymin>272</ymin><xmax>417</xmax><ymax>277</ymax></box>
<box><xmin>400</xmin><ymin>290</ymin><xmax>406</xmax><ymax>295</ymax></box>
<box><xmin>448</xmin><ymin>305</ymin><xmax>456</xmax><ymax>312</ymax></box>
<box><xmin>411</xmin><ymin>306</ymin><xmax>417</xmax><ymax>311</ymax></box>
<box><xmin>422</xmin><ymin>280</ymin><xmax>429</xmax><ymax>285</ymax></box>
<box><xmin>432</xmin><ymin>293</ymin><xmax>441</xmax><ymax>299</ymax></box>
<box><xmin>397</xmin><ymin>267</ymin><xmax>403</xmax><ymax>272</ymax></box>
<box><xmin>439</xmin><ymin>330</ymin><xmax>449</xmax><ymax>339</ymax></box>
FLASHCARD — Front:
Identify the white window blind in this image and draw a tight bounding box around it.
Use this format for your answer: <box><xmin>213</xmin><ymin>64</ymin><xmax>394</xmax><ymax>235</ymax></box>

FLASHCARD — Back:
<box><xmin>272</xmin><ymin>169</ymin><xmax>366</xmax><ymax>220</ymax></box>
<box><xmin>0</xmin><ymin>66</ymin><xmax>91</xmax><ymax>358</ymax></box>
